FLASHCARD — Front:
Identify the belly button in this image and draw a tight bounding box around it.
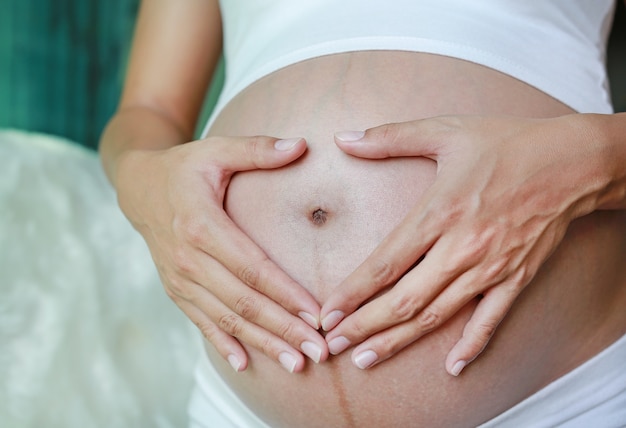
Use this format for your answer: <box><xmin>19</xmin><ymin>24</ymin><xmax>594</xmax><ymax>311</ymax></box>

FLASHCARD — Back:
<box><xmin>311</xmin><ymin>208</ymin><xmax>328</xmax><ymax>226</ymax></box>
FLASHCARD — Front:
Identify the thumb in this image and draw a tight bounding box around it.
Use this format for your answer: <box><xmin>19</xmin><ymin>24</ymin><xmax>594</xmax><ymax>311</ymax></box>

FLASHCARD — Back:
<box><xmin>334</xmin><ymin>119</ymin><xmax>449</xmax><ymax>160</ymax></box>
<box><xmin>210</xmin><ymin>136</ymin><xmax>307</xmax><ymax>173</ymax></box>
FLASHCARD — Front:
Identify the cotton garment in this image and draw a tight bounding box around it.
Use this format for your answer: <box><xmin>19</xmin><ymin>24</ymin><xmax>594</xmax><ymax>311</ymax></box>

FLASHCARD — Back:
<box><xmin>188</xmin><ymin>332</ymin><xmax>626</xmax><ymax>427</ymax></box>
<box><xmin>202</xmin><ymin>0</ymin><xmax>615</xmax><ymax>137</ymax></box>
<box><xmin>477</xmin><ymin>332</ymin><xmax>626</xmax><ymax>428</ymax></box>
<box><xmin>188</xmin><ymin>355</ymin><xmax>270</xmax><ymax>428</ymax></box>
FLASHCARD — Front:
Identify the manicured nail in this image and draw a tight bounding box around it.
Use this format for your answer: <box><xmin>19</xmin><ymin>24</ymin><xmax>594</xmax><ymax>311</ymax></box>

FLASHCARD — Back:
<box><xmin>227</xmin><ymin>354</ymin><xmax>242</xmax><ymax>372</ymax></box>
<box><xmin>335</xmin><ymin>131</ymin><xmax>365</xmax><ymax>142</ymax></box>
<box><xmin>353</xmin><ymin>350</ymin><xmax>378</xmax><ymax>369</ymax></box>
<box><xmin>274</xmin><ymin>138</ymin><xmax>301</xmax><ymax>150</ymax></box>
<box><xmin>299</xmin><ymin>311</ymin><xmax>320</xmax><ymax>329</ymax></box>
<box><xmin>451</xmin><ymin>360</ymin><xmax>467</xmax><ymax>377</ymax></box>
<box><xmin>321</xmin><ymin>310</ymin><xmax>345</xmax><ymax>331</ymax></box>
<box><xmin>327</xmin><ymin>336</ymin><xmax>351</xmax><ymax>355</ymax></box>
<box><xmin>301</xmin><ymin>341</ymin><xmax>322</xmax><ymax>363</ymax></box>
<box><xmin>278</xmin><ymin>352</ymin><xmax>298</xmax><ymax>373</ymax></box>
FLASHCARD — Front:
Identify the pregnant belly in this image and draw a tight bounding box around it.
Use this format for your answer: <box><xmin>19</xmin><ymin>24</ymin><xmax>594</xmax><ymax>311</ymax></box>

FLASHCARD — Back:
<box><xmin>226</xmin><ymin>150</ymin><xmax>437</xmax><ymax>303</ymax></box>
<box><xmin>204</xmin><ymin>51</ymin><xmax>626</xmax><ymax>427</ymax></box>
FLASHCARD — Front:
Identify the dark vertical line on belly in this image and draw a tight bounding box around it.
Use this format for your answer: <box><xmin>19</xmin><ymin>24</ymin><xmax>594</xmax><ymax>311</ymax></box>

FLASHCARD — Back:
<box><xmin>331</xmin><ymin>368</ymin><xmax>357</xmax><ymax>427</ymax></box>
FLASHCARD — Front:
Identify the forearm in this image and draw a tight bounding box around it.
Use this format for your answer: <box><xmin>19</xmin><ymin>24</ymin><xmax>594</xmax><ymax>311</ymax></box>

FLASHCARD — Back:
<box><xmin>579</xmin><ymin>112</ymin><xmax>626</xmax><ymax>211</ymax></box>
<box><xmin>99</xmin><ymin>0</ymin><xmax>222</xmax><ymax>188</ymax></box>
<box><xmin>99</xmin><ymin>106</ymin><xmax>191</xmax><ymax>187</ymax></box>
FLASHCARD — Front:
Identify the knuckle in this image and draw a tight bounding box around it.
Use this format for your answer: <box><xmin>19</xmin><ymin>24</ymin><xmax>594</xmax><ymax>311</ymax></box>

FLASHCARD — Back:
<box><xmin>165</xmin><ymin>277</ymin><xmax>189</xmax><ymax>300</ymax></box>
<box><xmin>196</xmin><ymin>320</ymin><xmax>219</xmax><ymax>342</ymax></box>
<box><xmin>376</xmin><ymin>333</ymin><xmax>404</xmax><ymax>356</ymax></box>
<box><xmin>482</xmin><ymin>257</ymin><xmax>509</xmax><ymax>285</ymax></box>
<box><xmin>433</xmin><ymin>116</ymin><xmax>467</xmax><ymax>139</ymax></box>
<box><xmin>439</xmin><ymin>197</ymin><xmax>464</xmax><ymax>221</ymax></box>
<box><xmin>449</xmin><ymin>229</ymin><xmax>493</xmax><ymax>271</ymax></box>
<box><xmin>182</xmin><ymin>219</ymin><xmax>208</xmax><ymax>248</ymax></box>
<box><xmin>369</xmin><ymin>259</ymin><xmax>399</xmax><ymax>289</ymax></box>
<box><xmin>257</xmin><ymin>335</ymin><xmax>276</xmax><ymax>357</ymax></box>
<box><xmin>389</xmin><ymin>293</ymin><xmax>422</xmax><ymax>322</ymax></box>
<box><xmin>473</xmin><ymin>321</ymin><xmax>498</xmax><ymax>343</ymax></box>
<box><xmin>276</xmin><ymin>320</ymin><xmax>297</xmax><ymax>342</ymax></box>
<box><xmin>238</xmin><ymin>262</ymin><xmax>262</xmax><ymax>289</ymax></box>
<box><xmin>171</xmin><ymin>246</ymin><xmax>194</xmax><ymax>276</ymax></box>
<box><xmin>465</xmin><ymin>228</ymin><xmax>492</xmax><ymax>258</ymax></box>
<box><xmin>349</xmin><ymin>318</ymin><xmax>371</xmax><ymax>338</ymax></box>
<box><xmin>163</xmin><ymin>285</ymin><xmax>178</xmax><ymax>301</ymax></box>
<box><xmin>513</xmin><ymin>264</ymin><xmax>533</xmax><ymax>290</ymax></box>
<box><xmin>218</xmin><ymin>313</ymin><xmax>243</xmax><ymax>337</ymax></box>
<box><xmin>379</xmin><ymin>123</ymin><xmax>401</xmax><ymax>144</ymax></box>
<box><xmin>234</xmin><ymin>295</ymin><xmax>261</xmax><ymax>321</ymax></box>
<box><xmin>245</xmin><ymin>136</ymin><xmax>267</xmax><ymax>168</ymax></box>
<box><xmin>416</xmin><ymin>308</ymin><xmax>442</xmax><ymax>333</ymax></box>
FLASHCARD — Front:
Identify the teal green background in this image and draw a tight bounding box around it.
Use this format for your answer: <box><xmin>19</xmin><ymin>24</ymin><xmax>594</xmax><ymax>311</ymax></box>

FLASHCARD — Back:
<box><xmin>0</xmin><ymin>0</ymin><xmax>139</xmax><ymax>149</ymax></box>
<box><xmin>0</xmin><ymin>0</ymin><xmax>224</xmax><ymax>150</ymax></box>
<box><xmin>0</xmin><ymin>1</ymin><xmax>624</xmax><ymax>150</ymax></box>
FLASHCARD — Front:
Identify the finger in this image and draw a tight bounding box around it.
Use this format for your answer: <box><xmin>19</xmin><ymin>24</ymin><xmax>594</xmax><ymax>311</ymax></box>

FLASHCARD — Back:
<box><xmin>445</xmin><ymin>285</ymin><xmax>516</xmax><ymax>376</ymax></box>
<box><xmin>176</xmin><ymin>299</ymin><xmax>249</xmax><ymax>372</ymax></box>
<box><xmin>343</xmin><ymin>273</ymin><xmax>514</xmax><ymax>372</ymax></box>
<box><xmin>205</xmin><ymin>135</ymin><xmax>307</xmax><ymax>173</ymax></box>
<box><xmin>334</xmin><ymin>117</ymin><xmax>459</xmax><ymax>160</ymax></box>
<box><xmin>171</xmin><ymin>173</ymin><xmax>322</xmax><ymax>330</ymax></box>
<box><xmin>345</xmin><ymin>281</ymin><xmax>479</xmax><ymax>370</ymax></box>
<box><xmin>320</xmin><ymin>163</ymin><xmax>476</xmax><ymax>331</ymax></box>
<box><xmin>324</xmin><ymin>243</ymin><xmax>471</xmax><ymax>356</ymax></box>
<box><xmin>334</xmin><ymin>246</ymin><xmax>500</xmax><ymax>368</ymax></box>
<box><xmin>320</xmin><ymin>217</ymin><xmax>448</xmax><ymax>332</ymax></box>
<box><xmin>190</xmin><ymin>251</ymin><xmax>328</xmax><ymax>363</ymax></box>
<box><xmin>198</xmin><ymin>209</ymin><xmax>323</xmax><ymax>330</ymax></box>
<box><xmin>176</xmin><ymin>137</ymin><xmax>321</xmax><ymax>326</ymax></box>
<box><xmin>172</xmin><ymin>277</ymin><xmax>310</xmax><ymax>373</ymax></box>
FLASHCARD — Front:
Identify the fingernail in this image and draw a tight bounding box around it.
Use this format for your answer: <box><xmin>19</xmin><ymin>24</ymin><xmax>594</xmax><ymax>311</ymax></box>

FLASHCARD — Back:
<box><xmin>301</xmin><ymin>341</ymin><xmax>322</xmax><ymax>363</ymax></box>
<box><xmin>227</xmin><ymin>354</ymin><xmax>242</xmax><ymax>372</ymax></box>
<box><xmin>335</xmin><ymin>131</ymin><xmax>365</xmax><ymax>142</ymax></box>
<box><xmin>451</xmin><ymin>360</ymin><xmax>467</xmax><ymax>377</ymax></box>
<box><xmin>353</xmin><ymin>350</ymin><xmax>378</xmax><ymax>369</ymax></box>
<box><xmin>327</xmin><ymin>336</ymin><xmax>351</xmax><ymax>355</ymax></box>
<box><xmin>321</xmin><ymin>310</ymin><xmax>344</xmax><ymax>331</ymax></box>
<box><xmin>278</xmin><ymin>352</ymin><xmax>298</xmax><ymax>373</ymax></box>
<box><xmin>299</xmin><ymin>311</ymin><xmax>320</xmax><ymax>329</ymax></box>
<box><xmin>274</xmin><ymin>138</ymin><xmax>301</xmax><ymax>150</ymax></box>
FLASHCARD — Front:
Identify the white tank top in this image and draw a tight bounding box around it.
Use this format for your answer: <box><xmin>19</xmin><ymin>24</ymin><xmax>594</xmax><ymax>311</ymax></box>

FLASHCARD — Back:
<box><xmin>210</xmin><ymin>0</ymin><xmax>615</xmax><ymax>126</ymax></box>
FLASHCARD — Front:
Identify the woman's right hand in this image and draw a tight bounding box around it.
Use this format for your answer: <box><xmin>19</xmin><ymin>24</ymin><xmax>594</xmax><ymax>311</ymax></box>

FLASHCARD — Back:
<box><xmin>115</xmin><ymin>135</ymin><xmax>329</xmax><ymax>373</ymax></box>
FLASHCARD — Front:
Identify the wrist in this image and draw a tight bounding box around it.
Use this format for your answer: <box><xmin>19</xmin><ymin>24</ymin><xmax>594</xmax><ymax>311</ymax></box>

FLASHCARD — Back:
<box><xmin>113</xmin><ymin>148</ymin><xmax>149</xmax><ymax>189</ymax></box>
<box><xmin>113</xmin><ymin>148</ymin><xmax>166</xmax><ymax>229</ymax></box>
<box><xmin>578</xmin><ymin>113</ymin><xmax>626</xmax><ymax>211</ymax></box>
<box><xmin>99</xmin><ymin>106</ymin><xmax>190</xmax><ymax>186</ymax></box>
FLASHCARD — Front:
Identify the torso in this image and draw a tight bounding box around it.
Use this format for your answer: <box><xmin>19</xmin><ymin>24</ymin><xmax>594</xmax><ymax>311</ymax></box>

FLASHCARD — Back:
<box><xmin>206</xmin><ymin>51</ymin><xmax>626</xmax><ymax>427</ymax></box>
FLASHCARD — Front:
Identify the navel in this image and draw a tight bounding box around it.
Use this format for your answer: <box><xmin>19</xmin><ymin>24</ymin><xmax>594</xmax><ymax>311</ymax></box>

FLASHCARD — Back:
<box><xmin>311</xmin><ymin>208</ymin><xmax>329</xmax><ymax>226</ymax></box>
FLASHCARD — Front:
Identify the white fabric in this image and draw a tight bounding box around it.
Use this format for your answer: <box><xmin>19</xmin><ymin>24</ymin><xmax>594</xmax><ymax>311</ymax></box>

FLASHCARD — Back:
<box><xmin>188</xmin><ymin>354</ymin><xmax>271</xmax><ymax>428</ymax></box>
<box><xmin>478</xmin><ymin>332</ymin><xmax>626</xmax><ymax>428</ymax></box>
<box><xmin>0</xmin><ymin>130</ymin><xmax>198</xmax><ymax>428</ymax></box>
<box><xmin>189</xmin><ymin>333</ymin><xmax>626</xmax><ymax>428</ymax></box>
<box><xmin>204</xmin><ymin>0</ymin><xmax>615</xmax><ymax>136</ymax></box>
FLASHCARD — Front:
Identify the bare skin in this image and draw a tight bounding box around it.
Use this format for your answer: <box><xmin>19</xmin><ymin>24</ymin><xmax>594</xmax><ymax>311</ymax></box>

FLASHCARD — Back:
<box><xmin>205</xmin><ymin>52</ymin><xmax>626</xmax><ymax>427</ymax></box>
<box><xmin>100</xmin><ymin>2</ymin><xmax>626</xmax><ymax>426</ymax></box>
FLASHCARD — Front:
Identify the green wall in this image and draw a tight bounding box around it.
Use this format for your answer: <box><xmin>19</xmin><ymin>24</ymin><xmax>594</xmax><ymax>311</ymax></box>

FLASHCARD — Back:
<box><xmin>0</xmin><ymin>0</ymin><xmax>139</xmax><ymax>149</ymax></box>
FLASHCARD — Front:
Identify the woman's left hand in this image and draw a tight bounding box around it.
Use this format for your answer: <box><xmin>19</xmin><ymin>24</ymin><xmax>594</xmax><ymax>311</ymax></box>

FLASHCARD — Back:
<box><xmin>320</xmin><ymin>114</ymin><xmax>610</xmax><ymax>375</ymax></box>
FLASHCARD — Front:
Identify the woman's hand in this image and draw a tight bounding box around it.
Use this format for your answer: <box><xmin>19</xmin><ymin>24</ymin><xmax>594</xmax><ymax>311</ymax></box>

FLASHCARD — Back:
<box><xmin>320</xmin><ymin>114</ymin><xmax>613</xmax><ymax>375</ymax></box>
<box><xmin>116</xmin><ymin>136</ymin><xmax>329</xmax><ymax>373</ymax></box>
